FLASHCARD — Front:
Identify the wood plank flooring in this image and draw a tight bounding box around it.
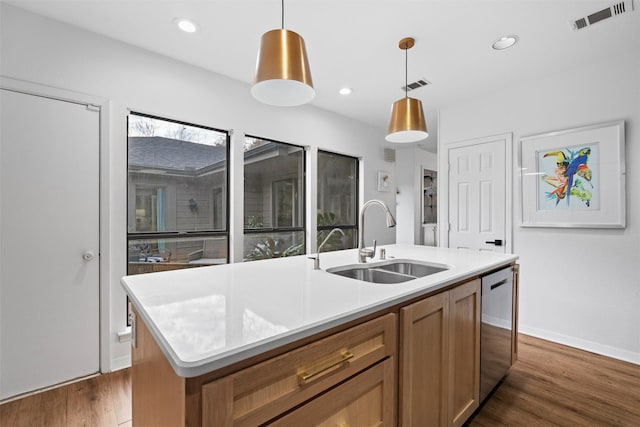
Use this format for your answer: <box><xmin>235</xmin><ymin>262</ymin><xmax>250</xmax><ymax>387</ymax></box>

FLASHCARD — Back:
<box><xmin>466</xmin><ymin>334</ymin><xmax>640</xmax><ymax>426</ymax></box>
<box><xmin>1</xmin><ymin>334</ymin><xmax>638</xmax><ymax>426</ymax></box>
<box><xmin>0</xmin><ymin>369</ymin><xmax>131</xmax><ymax>427</ymax></box>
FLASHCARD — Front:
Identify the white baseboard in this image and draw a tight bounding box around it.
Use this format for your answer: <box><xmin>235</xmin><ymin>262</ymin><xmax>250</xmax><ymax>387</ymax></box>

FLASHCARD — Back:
<box><xmin>519</xmin><ymin>324</ymin><xmax>640</xmax><ymax>365</ymax></box>
<box><xmin>0</xmin><ymin>372</ymin><xmax>100</xmax><ymax>404</ymax></box>
<box><xmin>483</xmin><ymin>314</ymin><xmax>511</xmax><ymax>329</ymax></box>
<box><xmin>110</xmin><ymin>354</ymin><xmax>132</xmax><ymax>372</ymax></box>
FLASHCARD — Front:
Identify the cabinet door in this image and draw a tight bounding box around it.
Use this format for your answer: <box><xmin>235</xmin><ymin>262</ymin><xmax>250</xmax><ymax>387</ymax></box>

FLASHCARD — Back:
<box><xmin>399</xmin><ymin>292</ymin><xmax>449</xmax><ymax>427</ymax></box>
<box><xmin>448</xmin><ymin>279</ymin><xmax>481</xmax><ymax>427</ymax></box>
<box><xmin>267</xmin><ymin>358</ymin><xmax>395</xmax><ymax>427</ymax></box>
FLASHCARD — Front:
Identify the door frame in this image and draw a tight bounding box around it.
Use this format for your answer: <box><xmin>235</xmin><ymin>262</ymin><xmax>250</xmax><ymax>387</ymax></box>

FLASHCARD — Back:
<box><xmin>438</xmin><ymin>133</ymin><xmax>513</xmax><ymax>253</ymax></box>
<box><xmin>1</xmin><ymin>76</ymin><xmax>111</xmax><ymax>374</ymax></box>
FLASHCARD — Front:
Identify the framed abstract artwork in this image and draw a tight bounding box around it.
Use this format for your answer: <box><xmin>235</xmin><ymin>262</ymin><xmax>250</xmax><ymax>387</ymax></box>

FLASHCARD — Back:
<box><xmin>520</xmin><ymin>120</ymin><xmax>625</xmax><ymax>228</ymax></box>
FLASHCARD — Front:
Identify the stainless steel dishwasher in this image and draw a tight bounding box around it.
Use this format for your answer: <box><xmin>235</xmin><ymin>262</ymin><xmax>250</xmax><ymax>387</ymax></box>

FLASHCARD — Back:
<box><xmin>480</xmin><ymin>266</ymin><xmax>514</xmax><ymax>402</ymax></box>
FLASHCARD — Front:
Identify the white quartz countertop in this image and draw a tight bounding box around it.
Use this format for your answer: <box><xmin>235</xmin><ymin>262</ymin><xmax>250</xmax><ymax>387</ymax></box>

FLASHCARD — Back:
<box><xmin>121</xmin><ymin>244</ymin><xmax>518</xmax><ymax>378</ymax></box>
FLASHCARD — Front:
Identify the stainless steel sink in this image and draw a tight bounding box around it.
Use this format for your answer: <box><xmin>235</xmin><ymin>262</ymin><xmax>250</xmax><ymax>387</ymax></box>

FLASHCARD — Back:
<box><xmin>326</xmin><ymin>259</ymin><xmax>449</xmax><ymax>284</ymax></box>
<box><xmin>329</xmin><ymin>267</ymin><xmax>415</xmax><ymax>284</ymax></box>
<box><xmin>376</xmin><ymin>262</ymin><xmax>447</xmax><ymax>277</ymax></box>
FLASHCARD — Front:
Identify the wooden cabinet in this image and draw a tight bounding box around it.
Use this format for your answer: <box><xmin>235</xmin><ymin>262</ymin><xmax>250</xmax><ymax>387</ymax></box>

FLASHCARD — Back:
<box><xmin>132</xmin><ymin>311</ymin><xmax>396</xmax><ymax>427</ymax></box>
<box><xmin>399</xmin><ymin>278</ymin><xmax>481</xmax><ymax>427</ymax></box>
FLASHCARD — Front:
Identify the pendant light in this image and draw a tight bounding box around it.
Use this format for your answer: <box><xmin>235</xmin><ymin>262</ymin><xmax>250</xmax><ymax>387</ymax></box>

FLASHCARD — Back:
<box><xmin>251</xmin><ymin>0</ymin><xmax>315</xmax><ymax>107</ymax></box>
<box><xmin>386</xmin><ymin>37</ymin><xmax>428</xmax><ymax>143</ymax></box>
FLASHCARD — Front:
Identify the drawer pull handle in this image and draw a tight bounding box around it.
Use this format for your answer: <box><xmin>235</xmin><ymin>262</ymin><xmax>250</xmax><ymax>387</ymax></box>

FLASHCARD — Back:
<box><xmin>298</xmin><ymin>351</ymin><xmax>354</xmax><ymax>384</ymax></box>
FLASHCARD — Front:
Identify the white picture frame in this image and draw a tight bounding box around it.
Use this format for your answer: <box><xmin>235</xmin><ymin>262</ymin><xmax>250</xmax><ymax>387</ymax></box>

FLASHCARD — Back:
<box><xmin>377</xmin><ymin>171</ymin><xmax>392</xmax><ymax>192</ymax></box>
<box><xmin>520</xmin><ymin>120</ymin><xmax>625</xmax><ymax>228</ymax></box>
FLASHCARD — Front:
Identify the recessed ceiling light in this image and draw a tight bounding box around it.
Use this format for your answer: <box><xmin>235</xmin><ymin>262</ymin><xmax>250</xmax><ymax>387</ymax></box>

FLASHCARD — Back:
<box><xmin>174</xmin><ymin>18</ymin><xmax>198</xmax><ymax>33</ymax></box>
<box><xmin>339</xmin><ymin>87</ymin><xmax>352</xmax><ymax>96</ymax></box>
<box><xmin>492</xmin><ymin>35</ymin><xmax>519</xmax><ymax>50</ymax></box>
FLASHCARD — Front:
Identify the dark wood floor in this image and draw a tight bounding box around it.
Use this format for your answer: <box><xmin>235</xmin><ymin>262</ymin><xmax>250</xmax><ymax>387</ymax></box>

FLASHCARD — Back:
<box><xmin>466</xmin><ymin>334</ymin><xmax>640</xmax><ymax>426</ymax></box>
<box><xmin>1</xmin><ymin>334</ymin><xmax>638</xmax><ymax>426</ymax></box>
<box><xmin>0</xmin><ymin>368</ymin><xmax>131</xmax><ymax>427</ymax></box>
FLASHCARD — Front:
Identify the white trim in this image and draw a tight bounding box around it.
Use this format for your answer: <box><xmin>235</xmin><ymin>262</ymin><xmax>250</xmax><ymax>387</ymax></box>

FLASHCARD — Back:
<box><xmin>110</xmin><ymin>354</ymin><xmax>132</xmax><ymax>372</ymax></box>
<box><xmin>439</xmin><ymin>132</ymin><xmax>514</xmax><ymax>254</ymax></box>
<box><xmin>306</xmin><ymin>146</ymin><xmax>318</xmax><ymax>254</ymax></box>
<box><xmin>229</xmin><ymin>130</ymin><xmax>245</xmax><ymax>263</ymax></box>
<box><xmin>436</xmin><ymin>109</ymin><xmax>444</xmax><ymax>247</ymax></box>
<box><xmin>519</xmin><ymin>324</ymin><xmax>640</xmax><ymax>365</ymax></box>
<box><xmin>0</xmin><ymin>75</ymin><xmax>111</xmax><ymax>374</ymax></box>
<box><xmin>0</xmin><ymin>373</ymin><xmax>101</xmax><ymax>404</ymax></box>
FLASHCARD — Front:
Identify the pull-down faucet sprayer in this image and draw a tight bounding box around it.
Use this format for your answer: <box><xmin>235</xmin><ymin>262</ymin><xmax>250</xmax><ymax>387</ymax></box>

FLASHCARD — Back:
<box><xmin>358</xmin><ymin>199</ymin><xmax>396</xmax><ymax>263</ymax></box>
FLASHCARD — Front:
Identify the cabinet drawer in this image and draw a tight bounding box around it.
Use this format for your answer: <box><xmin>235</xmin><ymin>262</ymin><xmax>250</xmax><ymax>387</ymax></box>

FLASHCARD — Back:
<box><xmin>267</xmin><ymin>358</ymin><xmax>395</xmax><ymax>427</ymax></box>
<box><xmin>202</xmin><ymin>313</ymin><xmax>396</xmax><ymax>427</ymax></box>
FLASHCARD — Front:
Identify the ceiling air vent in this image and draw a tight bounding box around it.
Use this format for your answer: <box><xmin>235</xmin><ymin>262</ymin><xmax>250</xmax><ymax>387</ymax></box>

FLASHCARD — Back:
<box><xmin>574</xmin><ymin>17</ymin><xmax>588</xmax><ymax>29</ymax></box>
<box><xmin>570</xmin><ymin>0</ymin><xmax>634</xmax><ymax>30</ymax></box>
<box><xmin>401</xmin><ymin>78</ymin><xmax>430</xmax><ymax>92</ymax></box>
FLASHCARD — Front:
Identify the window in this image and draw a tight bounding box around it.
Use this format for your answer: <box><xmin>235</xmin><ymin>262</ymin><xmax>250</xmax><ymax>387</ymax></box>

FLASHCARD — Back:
<box><xmin>273</xmin><ymin>179</ymin><xmax>299</xmax><ymax>227</ymax></box>
<box><xmin>127</xmin><ymin>112</ymin><xmax>229</xmax><ymax>274</ymax></box>
<box><xmin>244</xmin><ymin>136</ymin><xmax>305</xmax><ymax>260</ymax></box>
<box><xmin>317</xmin><ymin>151</ymin><xmax>359</xmax><ymax>251</ymax></box>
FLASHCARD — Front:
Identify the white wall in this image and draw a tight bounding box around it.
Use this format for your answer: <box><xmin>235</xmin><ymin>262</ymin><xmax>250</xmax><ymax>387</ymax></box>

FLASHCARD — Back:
<box><xmin>439</xmin><ymin>52</ymin><xmax>640</xmax><ymax>363</ymax></box>
<box><xmin>395</xmin><ymin>147</ymin><xmax>437</xmax><ymax>244</ymax></box>
<box><xmin>0</xmin><ymin>4</ymin><xmax>396</xmax><ymax>371</ymax></box>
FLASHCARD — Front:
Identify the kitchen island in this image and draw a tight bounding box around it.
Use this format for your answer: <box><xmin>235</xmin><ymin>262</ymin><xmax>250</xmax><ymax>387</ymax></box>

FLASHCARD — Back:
<box><xmin>122</xmin><ymin>244</ymin><xmax>518</xmax><ymax>426</ymax></box>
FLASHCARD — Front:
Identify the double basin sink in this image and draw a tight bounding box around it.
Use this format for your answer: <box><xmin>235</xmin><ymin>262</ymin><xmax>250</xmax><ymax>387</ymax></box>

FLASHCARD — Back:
<box><xmin>326</xmin><ymin>258</ymin><xmax>449</xmax><ymax>284</ymax></box>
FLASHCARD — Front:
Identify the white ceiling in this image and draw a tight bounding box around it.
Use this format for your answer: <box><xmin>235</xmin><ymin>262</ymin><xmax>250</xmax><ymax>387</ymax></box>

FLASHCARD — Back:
<box><xmin>7</xmin><ymin>0</ymin><xmax>640</xmax><ymax>152</ymax></box>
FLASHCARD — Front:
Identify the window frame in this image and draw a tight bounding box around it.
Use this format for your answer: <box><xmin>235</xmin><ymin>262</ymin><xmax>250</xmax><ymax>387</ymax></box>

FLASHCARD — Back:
<box><xmin>243</xmin><ymin>134</ymin><xmax>307</xmax><ymax>251</ymax></box>
<box><xmin>126</xmin><ymin>111</ymin><xmax>231</xmax><ymax>263</ymax></box>
<box><xmin>317</xmin><ymin>150</ymin><xmax>360</xmax><ymax>250</ymax></box>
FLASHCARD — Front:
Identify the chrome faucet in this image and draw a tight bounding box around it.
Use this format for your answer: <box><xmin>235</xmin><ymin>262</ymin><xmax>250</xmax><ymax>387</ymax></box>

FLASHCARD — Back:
<box><xmin>311</xmin><ymin>228</ymin><xmax>345</xmax><ymax>270</ymax></box>
<box><xmin>358</xmin><ymin>199</ymin><xmax>396</xmax><ymax>263</ymax></box>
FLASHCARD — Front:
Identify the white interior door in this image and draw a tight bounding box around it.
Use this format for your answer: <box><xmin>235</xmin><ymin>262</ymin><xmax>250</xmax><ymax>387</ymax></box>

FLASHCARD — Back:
<box><xmin>0</xmin><ymin>89</ymin><xmax>100</xmax><ymax>400</ymax></box>
<box><xmin>448</xmin><ymin>135</ymin><xmax>510</xmax><ymax>253</ymax></box>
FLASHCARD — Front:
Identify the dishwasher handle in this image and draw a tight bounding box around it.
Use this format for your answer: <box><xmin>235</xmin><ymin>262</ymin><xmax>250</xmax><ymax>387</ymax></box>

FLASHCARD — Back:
<box><xmin>489</xmin><ymin>278</ymin><xmax>508</xmax><ymax>290</ymax></box>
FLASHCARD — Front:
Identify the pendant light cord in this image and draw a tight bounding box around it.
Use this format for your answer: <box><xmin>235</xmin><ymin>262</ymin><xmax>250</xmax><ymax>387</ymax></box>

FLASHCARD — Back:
<box><xmin>281</xmin><ymin>0</ymin><xmax>285</xmax><ymax>29</ymax></box>
<box><xmin>405</xmin><ymin>47</ymin><xmax>408</xmax><ymax>98</ymax></box>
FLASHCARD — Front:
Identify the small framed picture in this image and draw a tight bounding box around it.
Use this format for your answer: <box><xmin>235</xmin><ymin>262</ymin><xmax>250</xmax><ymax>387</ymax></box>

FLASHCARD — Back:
<box><xmin>377</xmin><ymin>171</ymin><xmax>392</xmax><ymax>192</ymax></box>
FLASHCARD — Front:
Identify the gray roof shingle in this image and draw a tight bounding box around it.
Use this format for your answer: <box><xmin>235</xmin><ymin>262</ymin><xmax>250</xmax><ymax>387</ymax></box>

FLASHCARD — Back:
<box><xmin>128</xmin><ymin>136</ymin><xmax>226</xmax><ymax>172</ymax></box>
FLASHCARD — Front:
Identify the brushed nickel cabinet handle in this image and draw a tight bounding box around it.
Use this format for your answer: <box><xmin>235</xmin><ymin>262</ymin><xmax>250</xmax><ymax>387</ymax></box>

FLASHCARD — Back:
<box><xmin>298</xmin><ymin>351</ymin><xmax>354</xmax><ymax>385</ymax></box>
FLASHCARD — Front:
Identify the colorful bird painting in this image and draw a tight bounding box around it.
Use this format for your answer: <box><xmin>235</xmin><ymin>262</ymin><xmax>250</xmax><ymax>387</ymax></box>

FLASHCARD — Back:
<box><xmin>544</xmin><ymin>151</ymin><xmax>568</xmax><ymax>164</ymax></box>
<box><xmin>543</xmin><ymin>151</ymin><xmax>570</xmax><ymax>205</ymax></box>
<box><xmin>564</xmin><ymin>147</ymin><xmax>591</xmax><ymax>205</ymax></box>
<box><xmin>541</xmin><ymin>147</ymin><xmax>594</xmax><ymax>208</ymax></box>
<box><xmin>577</xmin><ymin>163</ymin><xmax>593</xmax><ymax>186</ymax></box>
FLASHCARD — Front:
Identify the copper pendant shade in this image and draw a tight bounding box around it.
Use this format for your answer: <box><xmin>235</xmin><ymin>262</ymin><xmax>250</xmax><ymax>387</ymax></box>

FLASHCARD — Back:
<box><xmin>386</xmin><ymin>37</ymin><xmax>428</xmax><ymax>143</ymax></box>
<box><xmin>251</xmin><ymin>2</ymin><xmax>314</xmax><ymax>107</ymax></box>
<box><xmin>387</xmin><ymin>97</ymin><xmax>428</xmax><ymax>143</ymax></box>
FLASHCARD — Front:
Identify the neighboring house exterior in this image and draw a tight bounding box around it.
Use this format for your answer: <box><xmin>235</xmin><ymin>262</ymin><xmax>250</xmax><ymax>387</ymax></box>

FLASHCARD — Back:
<box><xmin>128</xmin><ymin>136</ymin><xmax>306</xmax><ymax>266</ymax></box>
<box><xmin>128</xmin><ymin>136</ymin><xmax>227</xmax><ymax>265</ymax></box>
